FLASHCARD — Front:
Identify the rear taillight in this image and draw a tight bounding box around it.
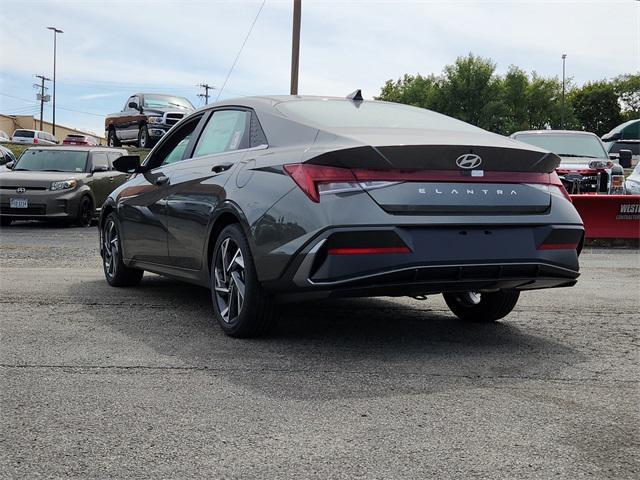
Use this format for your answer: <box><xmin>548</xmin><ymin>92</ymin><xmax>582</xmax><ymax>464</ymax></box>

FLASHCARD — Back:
<box><xmin>284</xmin><ymin>164</ymin><xmax>572</xmax><ymax>203</ymax></box>
<box><xmin>537</xmin><ymin>242</ymin><xmax>579</xmax><ymax>251</ymax></box>
<box><xmin>33</xmin><ymin>138</ymin><xmax>39</xmax><ymax>144</ymax></box>
<box><xmin>549</xmin><ymin>171</ymin><xmax>572</xmax><ymax>202</ymax></box>
<box><xmin>283</xmin><ymin>164</ymin><xmax>359</xmax><ymax>202</ymax></box>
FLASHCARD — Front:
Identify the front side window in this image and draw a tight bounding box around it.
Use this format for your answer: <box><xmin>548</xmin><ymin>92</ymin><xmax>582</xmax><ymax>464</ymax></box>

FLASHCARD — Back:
<box><xmin>14</xmin><ymin>149</ymin><xmax>88</xmax><ymax>172</ymax></box>
<box><xmin>193</xmin><ymin>110</ymin><xmax>249</xmax><ymax>158</ymax></box>
<box><xmin>145</xmin><ymin>115</ymin><xmax>202</xmax><ymax>169</ymax></box>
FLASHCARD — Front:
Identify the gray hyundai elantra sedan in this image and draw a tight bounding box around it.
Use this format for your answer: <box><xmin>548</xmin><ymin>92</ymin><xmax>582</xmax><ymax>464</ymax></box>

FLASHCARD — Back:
<box><xmin>100</xmin><ymin>94</ymin><xmax>584</xmax><ymax>337</ymax></box>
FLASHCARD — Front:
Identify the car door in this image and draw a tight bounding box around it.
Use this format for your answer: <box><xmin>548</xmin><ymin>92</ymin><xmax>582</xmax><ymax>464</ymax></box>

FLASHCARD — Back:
<box><xmin>166</xmin><ymin>108</ymin><xmax>252</xmax><ymax>270</ymax></box>
<box><xmin>117</xmin><ymin>114</ymin><xmax>205</xmax><ymax>267</ymax></box>
<box><xmin>120</xmin><ymin>96</ymin><xmax>139</xmax><ymax>141</ymax></box>
<box><xmin>88</xmin><ymin>151</ymin><xmax>112</xmax><ymax>207</ymax></box>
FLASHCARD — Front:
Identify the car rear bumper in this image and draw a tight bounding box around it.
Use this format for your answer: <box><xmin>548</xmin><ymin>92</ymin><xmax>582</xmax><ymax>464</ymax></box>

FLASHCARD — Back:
<box><xmin>263</xmin><ymin>224</ymin><xmax>583</xmax><ymax>301</ymax></box>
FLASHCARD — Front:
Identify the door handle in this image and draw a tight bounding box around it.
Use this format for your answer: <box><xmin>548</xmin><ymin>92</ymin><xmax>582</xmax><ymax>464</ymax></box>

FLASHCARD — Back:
<box><xmin>211</xmin><ymin>162</ymin><xmax>233</xmax><ymax>174</ymax></box>
<box><xmin>108</xmin><ymin>177</ymin><xmax>114</xmax><ymax>182</ymax></box>
<box><xmin>155</xmin><ymin>175</ymin><xmax>169</xmax><ymax>186</ymax></box>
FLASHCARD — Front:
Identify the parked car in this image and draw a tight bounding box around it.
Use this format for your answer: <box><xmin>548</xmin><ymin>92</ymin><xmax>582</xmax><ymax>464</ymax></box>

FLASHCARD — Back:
<box><xmin>11</xmin><ymin>129</ymin><xmax>57</xmax><ymax>145</ymax></box>
<box><xmin>0</xmin><ymin>146</ymin><xmax>128</xmax><ymax>227</ymax></box>
<box><xmin>0</xmin><ymin>145</ymin><xmax>16</xmax><ymax>171</ymax></box>
<box><xmin>0</xmin><ymin>130</ymin><xmax>10</xmax><ymax>143</ymax></box>
<box><xmin>602</xmin><ymin>119</ymin><xmax>639</xmax><ymax>168</ymax></box>
<box><xmin>510</xmin><ymin>130</ymin><xmax>620</xmax><ymax>194</ymax></box>
<box><xmin>100</xmin><ymin>94</ymin><xmax>584</xmax><ymax>338</ymax></box>
<box><xmin>105</xmin><ymin>93</ymin><xmax>195</xmax><ymax>149</ymax></box>
<box><xmin>625</xmin><ymin>162</ymin><xmax>640</xmax><ymax>195</ymax></box>
<box><xmin>63</xmin><ymin>134</ymin><xmax>99</xmax><ymax>146</ymax></box>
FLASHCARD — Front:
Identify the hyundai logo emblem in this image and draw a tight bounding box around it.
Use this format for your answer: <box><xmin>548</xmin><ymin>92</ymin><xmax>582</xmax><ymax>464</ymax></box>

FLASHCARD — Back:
<box><xmin>455</xmin><ymin>153</ymin><xmax>482</xmax><ymax>169</ymax></box>
<box><xmin>16</xmin><ymin>187</ymin><xmax>26</xmax><ymax>194</ymax></box>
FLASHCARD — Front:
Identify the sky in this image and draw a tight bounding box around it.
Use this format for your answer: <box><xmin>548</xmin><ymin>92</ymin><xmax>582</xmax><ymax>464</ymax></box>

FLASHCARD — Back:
<box><xmin>0</xmin><ymin>0</ymin><xmax>638</xmax><ymax>136</ymax></box>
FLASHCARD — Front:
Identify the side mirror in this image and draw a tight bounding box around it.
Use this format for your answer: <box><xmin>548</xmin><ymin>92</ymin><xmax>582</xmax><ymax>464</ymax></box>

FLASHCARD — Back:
<box><xmin>618</xmin><ymin>149</ymin><xmax>633</xmax><ymax>168</ymax></box>
<box><xmin>91</xmin><ymin>165</ymin><xmax>109</xmax><ymax>173</ymax></box>
<box><xmin>113</xmin><ymin>155</ymin><xmax>145</xmax><ymax>174</ymax></box>
<box><xmin>128</xmin><ymin>101</ymin><xmax>139</xmax><ymax>110</ymax></box>
<box><xmin>5</xmin><ymin>161</ymin><xmax>14</xmax><ymax>170</ymax></box>
<box><xmin>602</xmin><ymin>132</ymin><xmax>621</xmax><ymax>142</ymax></box>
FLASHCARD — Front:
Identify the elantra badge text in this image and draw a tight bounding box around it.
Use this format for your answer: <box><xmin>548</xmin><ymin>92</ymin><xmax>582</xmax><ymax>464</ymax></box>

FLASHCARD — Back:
<box><xmin>418</xmin><ymin>187</ymin><xmax>518</xmax><ymax>195</ymax></box>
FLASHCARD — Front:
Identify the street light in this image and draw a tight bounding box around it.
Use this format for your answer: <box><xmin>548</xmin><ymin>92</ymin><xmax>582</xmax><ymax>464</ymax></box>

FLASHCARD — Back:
<box><xmin>561</xmin><ymin>53</ymin><xmax>567</xmax><ymax>129</ymax></box>
<box><xmin>47</xmin><ymin>27</ymin><xmax>63</xmax><ymax>136</ymax></box>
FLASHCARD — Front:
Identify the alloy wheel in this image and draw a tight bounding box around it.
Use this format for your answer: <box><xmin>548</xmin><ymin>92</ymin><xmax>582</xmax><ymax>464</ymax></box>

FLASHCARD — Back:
<box><xmin>213</xmin><ymin>237</ymin><xmax>246</xmax><ymax>323</ymax></box>
<box><xmin>103</xmin><ymin>219</ymin><xmax>119</xmax><ymax>279</ymax></box>
<box><xmin>459</xmin><ymin>291</ymin><xmax>482</xmax><ymax>306</ymax></box>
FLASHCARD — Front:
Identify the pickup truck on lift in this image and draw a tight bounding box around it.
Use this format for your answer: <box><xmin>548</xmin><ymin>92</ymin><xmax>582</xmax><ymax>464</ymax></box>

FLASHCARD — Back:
<box><xmin>105</xmin><ymin>93</ymin><xmax>195</xmax><ymax>149</ymax></box>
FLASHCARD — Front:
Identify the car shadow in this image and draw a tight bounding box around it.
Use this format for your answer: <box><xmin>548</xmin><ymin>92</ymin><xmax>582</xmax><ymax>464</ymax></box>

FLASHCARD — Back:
<box><xmin>73</xmin><ymin>274</ymin><xmax>585</xmax><ymax>401</ymax></box>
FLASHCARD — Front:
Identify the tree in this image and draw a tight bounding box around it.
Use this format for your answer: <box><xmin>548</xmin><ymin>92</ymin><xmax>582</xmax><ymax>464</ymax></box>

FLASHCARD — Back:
<box><xmin>569</xmin><ymin>81</ymin><xmax>622</xmax><ymax>136</ymax></box>
<box><xmin>437</xmin><ymin>54</ymin><xmax>502</xmax><ymax>130</ymax></box>
<box><xmin>613</xmin><ymin>74</ymin><xmax>640</xmax><ymax>121</ymax></box>
<box><xmin>500</xmin><ymin>66</ymin><xmax>530</xmax><ymax>134</ymax></box>
<box><xmin>377</xmin><ymin>74</ymin><xmax>440</xmax><ymax>109</ymax></box>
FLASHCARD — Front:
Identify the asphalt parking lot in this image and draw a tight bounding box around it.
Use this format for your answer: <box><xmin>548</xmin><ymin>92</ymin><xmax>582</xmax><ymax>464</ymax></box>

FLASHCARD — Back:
<box><xmin>0</xmin><ymin>223</ymin><xmax>638</xmax><ymax>479</ymax></box>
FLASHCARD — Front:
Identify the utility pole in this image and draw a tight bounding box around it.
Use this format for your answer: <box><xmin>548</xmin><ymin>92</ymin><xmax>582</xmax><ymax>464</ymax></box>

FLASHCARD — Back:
<box><xmin>290</xmin><ymin>0</ymin><xmax>301</xmax><ymax>95</ymax></box>
<box><xmin>47</xmin><ymin>27</ymin><xmax>63</xmax><ymax>136</ymax></box>
<box><xmin>198</xmin><ymin>83</ymin><xmax>215</xmax><ymax>105</ymax></box>
<box><xmin>561</xmin><ymin>53</ymin><xmax>567</xmax><ymax>129</ymax></box>
<box><xmin>34</xmin><ymin>75</ymin><xmax>51</xmax><ymax>130</ymax></box>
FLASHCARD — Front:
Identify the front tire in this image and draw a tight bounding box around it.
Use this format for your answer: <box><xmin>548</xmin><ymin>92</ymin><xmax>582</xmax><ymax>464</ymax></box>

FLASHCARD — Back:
<box><xmin>443</xmin><ymin>290</ymin><xmax>520</xmax><ymax>323</ymax></box>
<box><xmin>76</xmin><ymin>196</ymin><xmax>94</xmax><ymax>227</ymax></box>
<box><xmin>210</xmin><ymin>224</ymin><xmax>277</xmax><ymax>337</ymax></box>
<box><xmin>137</xmin><ymin>124</ymin><xmax>154</xmax><ymax>149</ymax></box>
<box><xmin>102</xmin><ymin>213</ymin><xmax>143</xmax><ymax>287</ymax></box>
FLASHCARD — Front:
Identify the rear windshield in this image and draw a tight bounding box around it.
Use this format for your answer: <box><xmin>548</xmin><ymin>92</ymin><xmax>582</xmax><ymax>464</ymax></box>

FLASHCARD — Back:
<box><xmin>514</xmin><ymin>133</ymin><xmax>608</xmax><ymax>159</ymax></box>
<box><xmin>14</xmin><ymin>149</ymin><xmax>88</xmax><ymax>173</ymax></box>
<box><xmin>275</xmin><ymin>99</ymin><xmax>482</xmax><ymax>132</ymax></box>
<box><xmin>13</xmin><ymin>130</ymin><xmax>35</xmax><ymax>138</ymax></box>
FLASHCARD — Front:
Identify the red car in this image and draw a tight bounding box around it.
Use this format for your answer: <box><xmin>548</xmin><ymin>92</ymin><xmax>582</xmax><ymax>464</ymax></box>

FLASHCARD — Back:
<box><xmin>63</xmin><ymin>134</ymin><xmax>98</xmax><ymax>146</ymax></box>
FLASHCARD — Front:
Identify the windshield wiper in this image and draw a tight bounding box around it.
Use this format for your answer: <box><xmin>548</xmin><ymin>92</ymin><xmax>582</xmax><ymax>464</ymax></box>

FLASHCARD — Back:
<box><xmin>13</xmin><ymin>168</ymin><xmax>29</xmax><ymax>171</ymax></box>
<box><xmin>168</xmin><ymin>102</ymin><xmax>189</xmax><ymax>109</ymax></box>
<box><xmin>42</xmin><ymin>169</ymin><xmax>66</xmax><ymax>172</ymax></box>
<box><xmin>558</xmin><ymin>153</ymin><xmax>598</xmax><ymax>158</ymax></box>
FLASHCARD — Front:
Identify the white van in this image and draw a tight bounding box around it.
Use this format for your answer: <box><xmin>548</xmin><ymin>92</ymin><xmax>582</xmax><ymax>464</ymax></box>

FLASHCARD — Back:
<box><xmin>11</xmin><ymin>129</ymin><xmax>58</xmax><ymax>145</ymax></box>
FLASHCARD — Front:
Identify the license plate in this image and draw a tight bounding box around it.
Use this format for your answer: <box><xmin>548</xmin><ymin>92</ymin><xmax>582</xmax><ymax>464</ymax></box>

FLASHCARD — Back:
<box><xmin>10</xmin><ymin>197</ymin><xmax>28</xmax><ymax>208</ymax></box>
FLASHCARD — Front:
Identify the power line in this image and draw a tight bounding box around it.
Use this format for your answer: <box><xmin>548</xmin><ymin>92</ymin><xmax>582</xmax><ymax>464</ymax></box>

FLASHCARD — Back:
<box><xmin>216</xmin><ymin>0</ymin><xmax>266</xmax><ymax>101</ymax></box>
<box><xmin>0</xmin><ymin>93</ymin><xmax>103</xmax><ymax>117</ymax></box>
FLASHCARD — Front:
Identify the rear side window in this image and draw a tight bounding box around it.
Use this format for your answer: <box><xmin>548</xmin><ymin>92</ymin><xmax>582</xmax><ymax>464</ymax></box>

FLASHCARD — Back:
<box><xmin>91</xmin><ymin>152</ymin><xmax>109</xmax><ymax>171</ymax></box>
<box><xmin>107</xmin><ymin>152</ymin><xmax>123</xmax><ymax>166</ymax></box>
<box><xmin>193</xmin><ymin>110</ymin><xmax>249</xmax><ymax>157</ymax></box>
<box><xmin>250</xmin><ymin>112</ymin><xmax>267</xmax><ymax>147</ymax></box>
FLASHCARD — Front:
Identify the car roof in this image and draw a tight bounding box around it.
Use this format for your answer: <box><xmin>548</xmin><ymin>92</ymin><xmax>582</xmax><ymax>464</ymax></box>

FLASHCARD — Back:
<box><xmin>24</xmin><ymin>146</ymin><xmax>125</xmax><ymax>152</ymax></box>
<box><xmin>511</xmin><ymin>129</ymin><xmax>599</xmax><ymax>137</ymax></box>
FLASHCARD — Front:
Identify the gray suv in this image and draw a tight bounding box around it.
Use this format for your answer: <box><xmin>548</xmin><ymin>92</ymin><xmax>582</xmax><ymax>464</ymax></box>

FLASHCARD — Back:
<box><xmin>0</xmin><ymin>146</ymin><xmax>128</xmax><ymax>226</ymax></box>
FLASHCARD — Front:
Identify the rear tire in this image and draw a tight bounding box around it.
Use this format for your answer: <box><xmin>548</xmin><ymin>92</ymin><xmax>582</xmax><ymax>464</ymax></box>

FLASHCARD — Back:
<box><xmin>107</xmin><ymin>129</ymin><xmax>121</xmax><ymax>147</ymax></box>
<box><xmin>443</xmin><ymin>290</ymin><xmax>520</xmax><ymax>323</ymax></box>
<box><xmin>210</xmin><ymin>224</ymin><xmax>277</xmax><ymax>338</ymax></box>
<box><xmin>102</xmin><ymin>213</ymin><xmax>144</xmax><ymax>287</ymax></box>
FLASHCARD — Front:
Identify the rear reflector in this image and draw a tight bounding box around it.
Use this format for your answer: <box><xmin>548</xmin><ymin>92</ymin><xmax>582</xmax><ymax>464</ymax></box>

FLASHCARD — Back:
<box><xmin>537</xmin><ymin>243</ymin><xmax>579</xmax><ymax>251</ymax></box>
<box><xmin>327</xmin><ymin>246</ymin><xmax>411</xmax><ymax>255</ymax></box>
